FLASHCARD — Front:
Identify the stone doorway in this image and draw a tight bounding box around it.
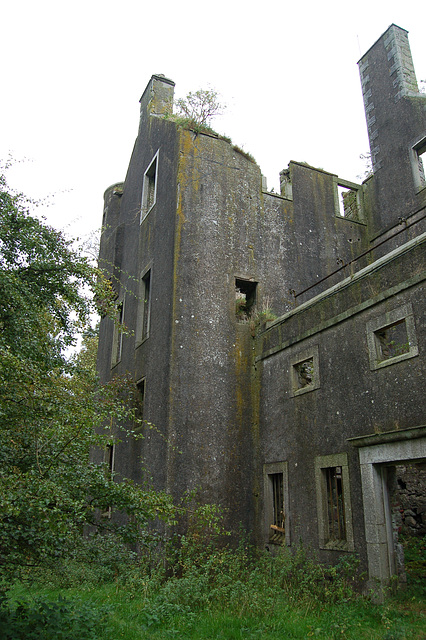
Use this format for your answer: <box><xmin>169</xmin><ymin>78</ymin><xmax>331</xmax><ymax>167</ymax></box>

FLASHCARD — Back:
<box><xmin>349</xmin><ymin>426</ymin><xmax>426</xmax><ymax>597</ymax></box>
<box><xmin>387</xmin><ymin>462</ymin><xmax>426</xmax><ymax>588</ymax></box>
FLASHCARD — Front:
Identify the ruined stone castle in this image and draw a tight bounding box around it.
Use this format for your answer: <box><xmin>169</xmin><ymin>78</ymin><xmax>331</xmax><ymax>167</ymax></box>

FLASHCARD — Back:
<box><xmin>97</xmin><ymin>24</ymin><xmax>426</xmax><ymax>591</ymax></box>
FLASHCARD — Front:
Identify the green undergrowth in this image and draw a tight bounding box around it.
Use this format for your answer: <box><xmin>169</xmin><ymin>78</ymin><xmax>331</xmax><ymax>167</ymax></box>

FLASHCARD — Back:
<box><xmin>4</xmin><ymin>539</ymin><xmax>425</xmax><ymax>640</ymax></box>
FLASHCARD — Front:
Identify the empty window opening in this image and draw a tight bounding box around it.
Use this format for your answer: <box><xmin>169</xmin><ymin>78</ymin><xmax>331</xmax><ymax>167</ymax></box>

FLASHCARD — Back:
<box><xmin>106</xmin><ymin>444</ymin><xmax>115</xmax><ymax>478</ymax></box>
<box><xmin>417</xmin><ymin>147</ymin><xmax>426</xmax><ymax>187</ymax></box>
<box><xmin>264</xmin><ymin>462</ymin><xmax>290</xmax><ymax>547</ymax></box>
<box><xmin>290</xmin><ymin>346</ymin><xmax>320</xmax><ymax>397</ymax></box>
<box><xmin>325</xmin><ymin>466</ymin><xmax>346</xmax><ymax>543</ymax></box>
<box><xmin>366</xmin><ymin>304</ymin><xmax>418</xmax><ymax>371</ymax></box>
<box><xmin>294</xmin><ymin>357</ymin><xmax>314</xmax><ymax>390</ymax></box>
<box><xmin>142</xmin><ymin>271</ymin><xmax>151</xmax><ymax>340</ymax></box>
<box><xmin>269</xmin><ymin>472</ymin><xmax>285</xmax><ymax>544</ymax></box>
<box><xmin>141</xmin><ymin>152</ymin><xmax>159</xmax><ymax>223</ymax></box>
<box><xmin>136</xmin><ymin>378</ymin><xmax>146</xmax><ymax>423</ymax></box>
<box><xmin>136</xmin><ymin>270</ymin><xmax>151</xmax><ymax>345</ymax></box>
<box><xmin>337</xmin><ymin>184</ymin><xmax>359</xmax><ymax>219</ymax></box>
<box><xmin>411</xmin><ymin>138</ymin><xmax>426</xmax><ymax>192</ymax></box>
<box><xmin>375</xmin><ymin>319</ymin><xmax>409</xmax><ymax>362</ymax></box>
<box><xmin>111</xmin><ymin>300</ymin><xmax>124</xmax><ymax>367</ymax></box>
<box><xmin>315</xmin><ymin>453</ymin><xmax>354</xmax><ymax>551</ymax></box>
<box><xmin>235</xmin><ymin>278</ymin><xmax>257</xmax><ymax>321</ymax></box>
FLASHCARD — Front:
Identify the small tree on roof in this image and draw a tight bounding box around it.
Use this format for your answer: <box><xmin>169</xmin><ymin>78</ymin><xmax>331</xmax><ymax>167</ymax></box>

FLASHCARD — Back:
<box><xmin>172</xmin><ymin>89</ymin><xmax>224</xmax><ymax>132</ymax></box>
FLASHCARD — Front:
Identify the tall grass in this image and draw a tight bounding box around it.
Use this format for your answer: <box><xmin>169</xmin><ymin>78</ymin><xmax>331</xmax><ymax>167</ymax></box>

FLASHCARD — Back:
<box><xmin>3</xmin><ymin>514</ymin><xmax>425</xmax><ymax>639</ymax></box>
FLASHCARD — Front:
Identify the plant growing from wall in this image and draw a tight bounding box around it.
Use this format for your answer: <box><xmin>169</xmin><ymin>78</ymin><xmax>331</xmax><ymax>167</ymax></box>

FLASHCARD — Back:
<box><xmin>172</xmin><ymin>89</ymin><xmax>224</xmax><ymax>131</ymax></box>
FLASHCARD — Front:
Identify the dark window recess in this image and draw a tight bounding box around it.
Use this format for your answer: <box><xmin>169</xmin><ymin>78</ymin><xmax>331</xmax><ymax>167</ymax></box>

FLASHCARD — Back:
<box><xmin>111</xmin><ymin>301</ymin><xmax>124</xmax><ymax>366</ymax></box>
<box><xmin>375</xmin><ymin>319</ymin><xmax>409</xmax><ymax>361</ymax></box>
<box><xmin>235</xmin><ymin>279</ymin><xmax>257</xmax><ymax>321</ymax></box>
<box><xmin>142</xmin><ymin>271</ymin><xmax>151</xmax><ymax>340</ymax></box>
<box><xmin>106</xmin><ymin>444</ymin><xmax>114</xmax><ymax>478</ymax></box>
<box><xmin>146</xmin><ymin>163</ymin><xmax>156</xmax><ymax>210</ymax></box>
<box><xmin>294</xmin><ymin>357</ymin><xmax>314</xmax><ymax>389</ymax></box>
<box><xmin>269</xmin><ymin>472</ymin><xmax>285</xmax><ymax>544</ymax></box>
<box><xmin>136</xmin><ymin>379</ymin><xmax>146</xmax><ymax>422</ymax></box>
<box><xmin>325</xmin><ymin>467</ymin><xmax>346</xmax><ymax>542</ymax></box>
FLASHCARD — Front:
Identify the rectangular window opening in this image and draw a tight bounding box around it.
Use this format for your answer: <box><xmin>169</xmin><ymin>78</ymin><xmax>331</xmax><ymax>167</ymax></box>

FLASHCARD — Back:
<box><xmin>235</xmin><ymin>278</ymin><xmax>257</xmax><ymax>321</ymax></box>
<box><xmin>417</xmin><ymin>147</ymin><xmax>426</xmax><ymax>187</ymax></box>
<box><xmin>325</xmin><ymin>466</ymin><xmax>346</xmax><ymax>542</ymax></box>
<box><xmin>374</xmin><ymin>319</ymin><xmax>409</xmax><ymax>362</ymax></box>
<box><xmin>111</xmin><ymin>300</ymin><xmax>124</xmax><ymax>367</ymax></box>
<box><xmin>106</xmin><ymin>444</ymin><xmax>115</xmax><ymax>478</ymax></box>
<box><xmin>136</xmin><ymin>270</ymin><xmax>151</xmax><ymax>346</ymax></box>
<box><xmin>315</xmin><ymin>454</ymin><xmax>354</xmax><ymax>551</ymax></box>
<box><xmin>290</xmin><ymin>346</ymin><xmax>320</xmax><ymax>397</ymax></box>
<box><xmin>366</xmin><ymin>304</ymin><xmax>418</xmax><ymax>371</ymax></box>
<box><xmin>264</xmin><ymin>462</ymin><xmax>290</xmax><ymax>547</ymax></box>
<box><xmin>141</xmin><ymin>152</ymin><xmax>159</xmax><ymax>223</ymax></box>
<box><xmin>337</xmin><ymin>184</ymin><xmax>360</xmax><ymax>220</ymax></box>
<box><xmin>142</xmin><ymin>271</ymin><xmax>151</xmax><ymax>341</ymax></box>
<box><xmin>269</xmin><ymin>472</ymin><xmax>285</xmax><ymax>544</ymax></box>
<box><xmin>294</xmin><ymin>357</ymin><xmax>314</xmax><ymax>390</ymax></box>
<box><xmin>136</xmin><ymin>378</ymin><xmax>146</xmax><ymax>423</ymax></box>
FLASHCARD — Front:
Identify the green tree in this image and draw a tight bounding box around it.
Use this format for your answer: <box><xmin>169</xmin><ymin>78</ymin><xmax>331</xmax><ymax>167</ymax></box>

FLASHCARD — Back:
<box><xmin>170</xmin><ymin>88</ymin><xmax>224</xmax><ymax>132</ymax></box>
<box><xmin>0</xmin><ymin>169</ymin><xmax>175</xmax><ymax>585</ymax></box>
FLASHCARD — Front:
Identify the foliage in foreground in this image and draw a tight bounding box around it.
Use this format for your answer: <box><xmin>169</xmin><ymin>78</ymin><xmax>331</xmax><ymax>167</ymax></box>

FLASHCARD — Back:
<box><xmin>3</xmin><ymin>503</ymin><xmax>426</xmax><ymax>638</ymax></box>
<box><xmin>0</xmin><ymin>167</ymin><xmax>176</xmax><ymax>586</ymax></box>
<box><xmin>6</xmin><ymin>532</ymin><xmax>426</xmax><ymax>640</ymax></box>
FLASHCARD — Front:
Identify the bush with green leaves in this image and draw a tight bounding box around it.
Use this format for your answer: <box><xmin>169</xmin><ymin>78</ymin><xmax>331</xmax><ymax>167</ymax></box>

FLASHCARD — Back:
<box><xmin>0</xmin><ymin>166</ymin><xmax>176</xmax><ymax>587</ymax></box>
<box><xmin>0</xmin><ymin>593</ymin><xmax>110</xmax><ymax>640</ymax></box>
<box><xmin>166</xmin><ymin>88</ymin><xmax>224</xmax><ymax>134</ymax></box>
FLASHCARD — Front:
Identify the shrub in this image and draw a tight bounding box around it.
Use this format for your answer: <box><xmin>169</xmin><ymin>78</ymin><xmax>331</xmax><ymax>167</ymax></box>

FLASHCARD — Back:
<box><xmin>0</xmin><ymin>593</ymin><xmax>110</xmax><ymax>640</ymax></box>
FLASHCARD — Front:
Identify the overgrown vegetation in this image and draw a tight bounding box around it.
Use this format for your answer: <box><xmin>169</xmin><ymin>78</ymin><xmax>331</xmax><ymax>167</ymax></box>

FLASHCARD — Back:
<box><xmin>167</xmin><ymin>88</ymin><xmax>224</xmax><ymax>134</ymax></box>
<box><xmin>0</xmin><ymin>166</ymin><xmax>176</xmax><ymax>590</ymax></box>
<box><xmin>401</xmin><ymin>535</ymin><xmax>426</xmax><ymax>597</ymax></box>
<box><xmin>5</xmin><ymin>526</ymin><xmax>426</xmax><ymax>640</ymax></box>
<box><xmin>165</xmin><ymin>89</ymin><xmax>257</xmax><ymax>163</ymax></box>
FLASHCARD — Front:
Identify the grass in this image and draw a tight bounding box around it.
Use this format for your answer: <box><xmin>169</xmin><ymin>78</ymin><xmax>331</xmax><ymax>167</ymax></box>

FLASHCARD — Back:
<box><xmin>4</xmin><ymin>542</ymin><xmax>425</xmax><ymax>640</ymax></box>
<box><xmin>5</xmin><ymin>581</ymin><xmax>426</xmax><ymax>639</ymax></box>
<box><xmin>2</xmin><ymin>521</ymin><xmax>425</xmax><ymax>639</ymax></box>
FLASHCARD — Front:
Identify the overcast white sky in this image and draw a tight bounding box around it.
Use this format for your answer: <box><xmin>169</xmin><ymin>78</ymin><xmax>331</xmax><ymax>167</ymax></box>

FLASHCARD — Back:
<box><xmin>1</xmin><ymin>0</ymin><xmax>424</xmax><ymax>241</ymax></box>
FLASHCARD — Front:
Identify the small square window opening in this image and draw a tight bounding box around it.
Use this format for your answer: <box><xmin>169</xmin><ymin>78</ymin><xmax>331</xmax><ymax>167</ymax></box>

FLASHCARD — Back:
<box><xmin>374</xmin><ymin>319</ymin><xmax>409</xmax><ymax>362</ymax></box>
<box><xmin>366</xmin><ymin>304</ymin><xmax>418</xmax><ymax>370</ymax></box>
<box><xmin>290</xmin><ymin>346</ymin><xmax>320</xmax><ymax>397</ymax></box>
<box><xmin>294</xmin><ymin>357</ymin><xmax>314</xmax><ymax>390</ymax></box>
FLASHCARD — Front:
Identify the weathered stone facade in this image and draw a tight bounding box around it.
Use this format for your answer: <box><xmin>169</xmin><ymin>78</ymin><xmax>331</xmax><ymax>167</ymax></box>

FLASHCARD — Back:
<box><xmin>97</xmin><ymin>24</ymin><xmax>425</xmax><ymax>592</ymax></box>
